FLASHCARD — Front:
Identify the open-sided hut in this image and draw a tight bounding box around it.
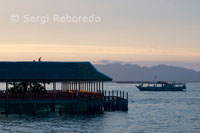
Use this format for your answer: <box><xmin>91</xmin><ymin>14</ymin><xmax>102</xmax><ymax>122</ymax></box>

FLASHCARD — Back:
<box><xmin>0</xmin><ymin>61</ymin><xmax>112</xmax><ymax>114</ymax></box>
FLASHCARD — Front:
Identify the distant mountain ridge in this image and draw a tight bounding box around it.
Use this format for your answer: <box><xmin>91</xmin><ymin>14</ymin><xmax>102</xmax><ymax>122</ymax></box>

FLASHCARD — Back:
<box><xmin>94</xmin><ymin>63</ymin><xmax>200</xmax><ymax>82</ymax></box>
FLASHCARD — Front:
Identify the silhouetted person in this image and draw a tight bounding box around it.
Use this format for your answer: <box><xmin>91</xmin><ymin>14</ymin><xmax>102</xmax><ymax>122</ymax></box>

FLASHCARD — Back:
<box><xmin>38</xmin><ymin>57</ymin><xmax>42</xmax><ymax>62</ymax></box>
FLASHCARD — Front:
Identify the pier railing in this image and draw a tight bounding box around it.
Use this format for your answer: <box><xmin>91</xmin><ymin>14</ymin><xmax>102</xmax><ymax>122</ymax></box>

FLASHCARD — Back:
<box><xmin>0</xmin><ymin>90</ymin><xmax>103</xmax><ymax>100</ymax></box>
<box><xmin>0</xmin><ymin>90</ymin><xmax>128</xmax><ymax>114</ymax></box>
<box><xmin>103</xmin><ymin>90</ymin><xmax>128</xmax><ymax>111</ymax></box>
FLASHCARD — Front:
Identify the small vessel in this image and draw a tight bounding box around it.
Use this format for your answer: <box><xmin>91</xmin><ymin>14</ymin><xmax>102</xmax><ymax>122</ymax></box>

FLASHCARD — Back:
<box><xmin>136</xmin><ymin>81</ymin><xmax>186</xmax><ymax>91</ymax></box>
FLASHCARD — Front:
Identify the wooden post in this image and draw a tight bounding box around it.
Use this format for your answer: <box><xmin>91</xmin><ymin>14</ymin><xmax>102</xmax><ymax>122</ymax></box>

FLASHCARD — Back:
<box><xmin>69</xmin><ymin>81</ymin><xmax>70</xmax><ymax>91</ymax></box>
<box><xmin>30</xmin><ymin>82</ymin><xmax>32</xmax><ymax>91</ymax></box>
<box><xmin>71</xmin><ymin>81</ymin><xmax>73</xmax><ymax>90</ymax></box>
<box><xmin>68</xmin><ymin>81</ymin><xmax>70</xmax><ymax>91</ymax></box>
<box><xmin>77</xmin><ymin>81</ymin><xmax>79</xmax><ymax>91</ymax></box>
<box><xmin>70</xmin><ymin>81</ymin><xmax>72</xmax><ymax>91</ymax></box>
<box><xmin>79</xmin><ymin>81</ymin><xmax>81</xmax><ymax>91</ymax></box>
<box><xmin>74</xmin><ymin>81</ymin><xmax>76</xmax><ymax>91</ymax></box>
<box><xmin>72</xmin><ymin>81</ymin><xmax>74</xmax><ymax>90</ymax></box>
<box><xmin>85</xmin><ymin>81</ymin><xmax>87</xmax><ymax>91</ymax></box>
<box><xmin>98</xmin><ymin>81</ymin><xmax>101</xmax><ymax>92</ymax></box>
<box><xmin>86</xmin><ymin>81</ymin><xmax>88</xmax><ymax>91</ymax></box>
<box><xmin>91</xmin><ymin>82</ymin><xmax>93</xmax><ymax>92</ymax></box>
<box><xmin>96</xmin><ymin>82</ymin><xmax>98</xmax><ymax>92</ymax></box>
<box><xmin>112</xmin><ymin>90</ymin><xmax>114</xmax><ymax>99</ymax></box>
<box><xmin>88</xmin><ymin>81</ymin><xmax>90</xmax><ymax>92</ymax></box>
<box><xmin>13</xmin><ymin>82</ymin><xmax>16</xmax><ymax>89</ymax></box>
<box><xmin>102</xmin><ymin>82</ymin><xmax>104</xmax><ymax>92</ymax></box>
<box><xmin>94</xmin><ymin>82</ymin><xmax>96</xmax><ymax>92</ymax></box>
<box><xmin>44</xmin><ymin>82</ymin><xmax>46</xmax><ymax>89</ymax></box>
<box><xmin>53</xmin><ymin>82</ymin><xmax>56</xmax><ymax>91</ymax></box>
<box><xmin>108</xmin><ymin>90</ymin><xmax>110</xmax><ymax>100</ymax></box>
<box><xmin>6</xmin><ymin>82</ymin><xmax>8</xmax><ymax>91</ymax></box>
<box><xmin>82</xmin><ymin>81</ymin><xmax>83</xmax><ymax>91</ymax></box>
<box><xmin>75</xmin><ymin>81</ymin><xmax>76</xmax><ymax>91</ymax></box>
<box><xmin>108</xmin><ymin>90</ymin><xmax>111</xmax><ymax>111</ymax></box>
<box><xmin>84</xmin><ymin>81</ymin><xmax>86</xmax><ymax>91</ymax></box>
<box><xmin>98</xmin><ymin>81</ymin><xmax>99</xmax><ymax>92</ymax></box>
<box><xmin>86</xmin><ymin>81</ymin><xmax>87</xmax><ymax>91</ymax></box>
<box><xmin>82</xmin><ymin>81</ymin><xmax>84</xmax><ymax>91</ymax></box>
<box><xmin>66</xmin><ymin>82</ymin><xmax>68</xmax><ymax>90</ymax></box>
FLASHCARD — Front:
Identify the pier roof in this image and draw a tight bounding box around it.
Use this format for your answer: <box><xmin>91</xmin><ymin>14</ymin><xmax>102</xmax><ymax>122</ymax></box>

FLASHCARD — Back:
<box><xmin>0</xmin><ymin>62</ymin><xmax>112</xmax><ymax>82</ymax></box>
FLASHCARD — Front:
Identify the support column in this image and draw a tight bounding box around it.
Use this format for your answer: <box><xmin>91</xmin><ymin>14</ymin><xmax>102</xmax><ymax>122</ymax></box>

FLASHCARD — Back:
<box><xmin>43</xmin><ymin>82</ymin><xmax>46</xmax><ymax>89</ymax></box>
<box><xmin>85</xmin><ymin>81</ymin><xmax>87</xmax><ymax>91</ymax></box>
<box><xmin>53</xmin><ymin>82</ymin><xmax>56</xmax><ymax>91</ymax></box>
<box><xmin>72</xmin><ymin>81</ymin><xmax>74</xmax><ymax>90</ymax></box>
<box><xmin>6</xmin><ymin>82</ymin><xmax>9</xmax><ymax>91</ymax></box>
<box><xmin>83</xmin><ymin>81</ymin><xmax>85</xmax><ymax>91</ymax></box>
<box><xmin>96</xmin><ymin>81</ymin><xmax>98</xmax><ymax>92</ymax></box>
<box><xmin>87</xmin><ymin>82</ymin><xmax>89</xmax><ymax>91</ymax></box>
<box><xmin>94</xmin><ymin>82</ymin><xmax>96</xmax><ymax>92</ymax></box>
<box><xmin>89</xmin><ymin>82</ymin><xmax>91</xmax><ymax>92</ymax></box>
<box><xmin>79</xmin><ymin>81</ymin><xmax>81</xmax><ymax>91</ymax></box>
<box><xmin>69</xmin><ymin>81</ymin><xmax>72</xmax><ymax>91</ymax></box>
<box><xmin>66</xmin><ymin>82</ymin><xmax>68</xmax><ymax>90</ymax></box>
<box><xmin>102</xmin><ymin>82</ymin><xmax>104</xmax><ymax>92</ymax></box>
<box><xmin>75</xmin><ymin>81</ymin><xmax>78</xmax><ymax>91</ymax></box>
<box><xmin>13</xmin><ymin>82</ymin><xmax>16</xmax><ymax>89</ymax></box>
<box><xmin>30</xmin><ymin>82</ymin><xmax>32</xmax><ymax>91</ymax></box>
<box><xmin>99</xmin><ymin>81</ymin><xmax>101</xmax><ymax>92</ymax></box>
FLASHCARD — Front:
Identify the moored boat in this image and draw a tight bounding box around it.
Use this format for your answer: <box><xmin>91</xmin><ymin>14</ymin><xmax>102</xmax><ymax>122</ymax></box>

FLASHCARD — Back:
<box><xmin>136</xmin><ymin>81</ymin><xmax>186</xmax><ymax>91</ymax></box>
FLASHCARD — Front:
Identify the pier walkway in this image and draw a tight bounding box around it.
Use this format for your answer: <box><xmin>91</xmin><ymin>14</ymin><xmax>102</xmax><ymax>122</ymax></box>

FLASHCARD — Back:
<box><xmin>0</xmin><ymin>90</ymin><xmax>128</xmax><ymax>114</ymax></box>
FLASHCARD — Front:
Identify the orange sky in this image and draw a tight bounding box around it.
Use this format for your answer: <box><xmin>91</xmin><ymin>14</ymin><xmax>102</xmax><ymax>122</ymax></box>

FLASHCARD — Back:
<box><xmin>0</xmin><ymin>44</ymin><xmax>199</xmax><ymax>63</ymax></box>
<box><xmin>0</xmin><ymin>0</ymin><xmax>200</xmax><ymax>64</ymax></box>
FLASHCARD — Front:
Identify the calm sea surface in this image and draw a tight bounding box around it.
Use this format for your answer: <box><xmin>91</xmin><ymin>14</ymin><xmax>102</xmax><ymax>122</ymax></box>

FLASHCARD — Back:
<box><xmin>0</xmin><ymin>83</ymin><xmax>200</xmax><ymax>133</ymax></box>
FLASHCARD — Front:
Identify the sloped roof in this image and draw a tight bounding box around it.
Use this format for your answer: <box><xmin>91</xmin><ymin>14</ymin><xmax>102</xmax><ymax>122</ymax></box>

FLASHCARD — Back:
<box><xmin>0</xmin><ymin>62</ymin><xmax>112</xmax><ymax>82</ymax></box>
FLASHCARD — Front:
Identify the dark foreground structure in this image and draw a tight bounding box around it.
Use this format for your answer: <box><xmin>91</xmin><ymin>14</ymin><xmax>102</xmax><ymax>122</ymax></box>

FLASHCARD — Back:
<box><xmin>0</xmin><ymin>62</ymin><xmax>128</xmax><ymax>115</ymax></box>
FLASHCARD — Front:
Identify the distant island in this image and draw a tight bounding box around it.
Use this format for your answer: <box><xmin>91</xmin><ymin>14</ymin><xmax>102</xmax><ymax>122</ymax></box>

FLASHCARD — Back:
<box><xmin>94</xmin><ymin>63</ymin><xmax>200</xmax><ymax>82</ymax></box>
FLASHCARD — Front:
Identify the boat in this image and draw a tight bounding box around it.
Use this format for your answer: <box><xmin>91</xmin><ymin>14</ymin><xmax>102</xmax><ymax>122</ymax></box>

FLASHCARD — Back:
<box><xmin>136</xmin><ymin>81</ymin><xmax>186</xmax><ymax>91</ymax></box>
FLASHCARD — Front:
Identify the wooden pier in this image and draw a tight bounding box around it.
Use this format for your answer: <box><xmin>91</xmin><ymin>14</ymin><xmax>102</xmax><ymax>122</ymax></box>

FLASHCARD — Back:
<box><xmin>103</xmin><ymin>90</ymin><xmax>128</xmax><ymax>111</ymax></box>
<box><xmin>0</xmin><ymin>90</ymin><xmax>128</xmax><ymax>115</ymax></box>
<box><xmin>0</xmin><ymin>61</ymin><xmax>128</xmax><ymax>115</ymax></box>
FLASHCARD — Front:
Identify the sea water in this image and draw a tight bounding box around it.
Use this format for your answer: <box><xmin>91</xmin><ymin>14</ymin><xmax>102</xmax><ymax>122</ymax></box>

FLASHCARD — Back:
<box><xmin>0</xmin><ymin>83</ymin><xmax>199</xmax><ymax>133</ymax></box>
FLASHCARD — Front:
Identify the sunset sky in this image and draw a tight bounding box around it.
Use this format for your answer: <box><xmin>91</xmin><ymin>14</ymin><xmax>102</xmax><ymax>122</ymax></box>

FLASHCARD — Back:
<box><xmin>0</xmin><ymin>0</ymin><xmax>200</xmax><ymax>70</ymax></box>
